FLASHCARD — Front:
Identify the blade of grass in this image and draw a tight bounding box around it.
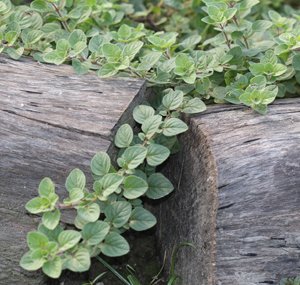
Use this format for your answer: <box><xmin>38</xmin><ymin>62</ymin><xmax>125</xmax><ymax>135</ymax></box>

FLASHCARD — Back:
<box><xmin>96</xmin><ymin>256</ymin><xmax>131</xmax><ymax>285</ymax></box>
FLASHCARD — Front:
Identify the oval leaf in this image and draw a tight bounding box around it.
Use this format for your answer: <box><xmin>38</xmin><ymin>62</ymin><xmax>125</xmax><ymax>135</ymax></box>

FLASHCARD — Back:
<box><xmin>58</xmin><ymin>230</ymin><xmax>81</xmax><ymax>251</ymax></box>
<box><xmin>100</xmin><ymin>232</ymin><xmax>130</xmax><ymax>257</ymax></box>
<box><xmin>123</xmin><ymin>175</ymin><xmax>148</xmax><ymax>199</ymax></box>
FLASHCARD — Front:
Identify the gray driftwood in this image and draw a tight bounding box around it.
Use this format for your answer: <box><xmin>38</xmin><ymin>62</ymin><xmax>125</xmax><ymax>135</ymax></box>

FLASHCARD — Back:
<box><xmin>0</xmin><ymin>56</ymin><xmax>146</xmax><ymax>285</ymax></box>
<box><xmin>157</xmin><ymin>99</ymin><xmax>300</xmax><ymax>285</ymax></box>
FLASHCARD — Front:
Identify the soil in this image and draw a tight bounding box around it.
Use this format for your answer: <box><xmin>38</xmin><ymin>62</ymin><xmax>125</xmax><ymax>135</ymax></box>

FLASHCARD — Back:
<box><xmin>48</xmin><ymin>229</ymin><xmax>163</xmax><ymax>285</ymax></box>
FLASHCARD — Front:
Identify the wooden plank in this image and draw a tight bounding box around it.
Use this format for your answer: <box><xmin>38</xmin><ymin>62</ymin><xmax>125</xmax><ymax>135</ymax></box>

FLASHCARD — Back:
<box><xmin>0</xmin><ymin>56</ymin><xmax>146</xmax><ymax>284</ymax></box>
<box><xmin>0</xmin><ymin>55</ymin><xmax>146</xmax><ymax>138</ymax></box>
<box><xmin>156</xmin><ymin>98</ymin><xmax>300</xmax><ymax>285</ymax></box>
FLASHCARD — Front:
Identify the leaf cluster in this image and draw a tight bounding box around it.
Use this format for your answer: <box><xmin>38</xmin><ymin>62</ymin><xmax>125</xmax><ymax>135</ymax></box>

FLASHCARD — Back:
<box><xmin>20</xmin><ymin>94</ymin><xmax>199</xmax><ymax>277</ymax></box>
<box><xmin>1</xmin><ymin>0</ymin><xmax>298</xmax><ymax>280</ymax></box>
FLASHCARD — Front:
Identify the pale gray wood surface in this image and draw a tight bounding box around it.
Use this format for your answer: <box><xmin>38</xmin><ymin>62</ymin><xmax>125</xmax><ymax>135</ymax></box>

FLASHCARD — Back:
<box><xmin>157</xmin><ymin>99</ymin><xmax>300</xmax><ymax>285</ymax></box>
<box><xmin>0</xmin><ymin>55</ymin><xmax>146</xmax><ymax>285</ymax></box>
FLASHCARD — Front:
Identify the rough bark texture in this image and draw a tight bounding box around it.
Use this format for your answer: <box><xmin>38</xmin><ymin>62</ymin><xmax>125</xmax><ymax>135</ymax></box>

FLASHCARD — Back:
<box><xmin>157</xmin><ymin>99</ymin><xmax>300</xmax><ymax>285</ymax></box>
<box><xmin>0</xmin><ymin>55</ymin><xmax>146</xmax><ymax>285</ymax></box>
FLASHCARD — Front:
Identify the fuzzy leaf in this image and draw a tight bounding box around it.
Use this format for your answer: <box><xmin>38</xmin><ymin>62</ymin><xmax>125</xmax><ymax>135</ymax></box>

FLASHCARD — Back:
<box><xmin>162</xmin><ymin>118</ymin><xmax>188</xmax><ymax>136</ymax></box>
<box><xmin>42</xmin><ymin>209</ymin><xmax>61</xmax><ymax>230</ymax></box>
<box><xmin>129</xmin><ymin>207</ymin><xmax>157</xmax><ymax>231</ymax></box>
<box><xmin>58</xmin><ymin>230</ymin><xmax>81</xmax><ymax>251</ymax></box>
<box><xmin>77</xmin><ymin>203</ymin><xmax>100</xmax><ymax>223</ymax></box>
<box><xmin>100</xmin><ymin>232</ymin><xmax>130</xmax><ymax>257</ymax></box>
<box><xmin>65</xmin><ymin>169</ymin><xmax>86</xmax><ymax>192</ymax></box>
<box><xmin>64</xmin><ymin>247</ymin><xmax>91</xmax><ymax>272</ymax></box>
<box><xmin>42</xmin><ymin>257</ymin><xmax>62</xmax><ymax>279</ymax></box>
<box><xmin>91</xmin><ymin>152</ymin><xmax>111</xmax><ymax>177</ymax></box>
<box><xmin>123</xmin><ymin>175</ymin><xmax>148</xmax><ymax>199</ymax></box>
<box><xmin>82</xmin><ymin>221</ymin><xmax>110</xmax><ymax>245</ymax></box>
<box><xmin>115</xmin><ymin>124</ymin><xmax>133</xmax><ymax>148</ymax></box>
<box><xmin>133</xmin><ymin>105</ymin><xmax>155</xmax><ymax>124</ymax></box>
<box><xmin>104</xmin><ymin>201</ymin><xmax>132</xmax><ymax>228</ymax></box>
<box><xmin>146</xmin><ymin>143</ymin><xmax>170</xmax><ymax>166</ymax></box>
<box><xmin>147</xmin><ymin>173</ymin><xmax>174</xmax><ymax>199</ymax></box>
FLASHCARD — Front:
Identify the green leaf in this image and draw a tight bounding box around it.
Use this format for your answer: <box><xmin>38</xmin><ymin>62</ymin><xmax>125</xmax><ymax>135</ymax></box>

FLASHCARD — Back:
<box><xmin>27</xmin><ymin>231</ymin><xmax>49</xmax><ymax>250</ymax></box>
<box><xmin>182</xmin><ymin>98</ymin><xmax>206</xmax><ymax>114</ymax></box>
<box><xmin>133</xmin><ymin>105</ymin><xmax>155</xmax><ymax>124</ymax></box>
<box><xmin>6</xmin><ymin>47</ymin><xmax>24</xmax><ymax>60</ymax></box>
<box><xmin>136</xmin><ymin>51</ymin><xmax>162</xmax><ymax>71</ymax></box>
<box><xmin>77</xmin><ymin>203</ymin><xmax>100</xmax><ymax>223</ymax></box>
<box><xmin>100</xmin><ymin>173</ymin><xmax>123</xmax><ymax>196</ymax></box>
<box><xmin>117</xmin><ymin>24</ymin><xmax>132</xmax><ymax>40</ymax></box>
<box><xmin>72</xmin><ymin>59</ymin><xmax>90</xmax><ymax>75</ymax></box>
<box><xmin>42</xmin><ymin>257</ymin><xmax>62</xmax><ymax>279</ymax></box>
<box><xmin>293</xmin><ymin>54</ymin><xmax>300</xmax><ymax>71</ymax></box>
<box><xmin>122</xmin><ymin>41</ymin><xmax>143</xmax><ymax>60</ymax></box>
<box><xmin>91</xmin><ymin>152</ymin><xmax>111</xmax><ymax>177</ymax></box>
<box><xmin>115</xmin><ymin>124</ymin><xmax>133</xmax><ymax>148</ymax></box>
<box><xmin>123</xmin><ymin>175</ymin><xmax>148</xmax><ymax>199</ymax></box>
<box><xmin>25</xmin><ymin>197</ymin><xmax>51</xmax><ymax>214</ymax></box>
<box><xmin>65</xmin><ymin>247</ymin><xmax>91</xmax><ymax>272</ymax></box>
<box><xmin>129</xmin><ymin>207</ymin><xmax>157</xmax><ymax>231</ymax></box>
<box><xmin>97</xmin><ymin>63</ymin><xmax>118</xmax><ymax>78</ymax></box>
<box><xmin>63</xmin><ymin>188</ymin><xmax>84</xmax><ymax>204</ymax></box>
<box><xmin>38</xmin><ymin>224</ymin><xmax>63</xmax><ymax>242</ymax></box>
<box><xmin>43</xmin><ymin>50</ymin><xmax>66</xmax><ymax>65</ymax></box>
<box><xmin>20</xmin><ymin>251</ymin><xmax>45</xmax><ymax>271</ymax></box>
<box><xmin>74</xmin><ymin>214</ymin><xmax>89</xmax><ymax>230</ymax></box>
<box><xmin>146</xmin><ymin>144</ymin><xmax>170</xmax><ymax>166</ymax></box>
<box><xmin>38</xmin><ymin>177</ymin><xmax>55</xmax><ymax>197</ymax></box>
<box><xmin>162</xmin><ymin>118</ymin><xmax>188</xmax><ymax>136</ymax></box>
<box><xmin>162</xmin><ymin>90</ymin><xmax>184</xmax><ymax>110</ymax></box>
<box><xmin>5</xmin><ymin>31</ymin><xmax>18</xmax><ymax>45</ymax></box>
<box><xmin>104</xmin><ymin>201</ymin><xmax>132</xmax><ymax>228</ymax></box>
<box><xmin>119</xmin><ymin>145</ymin><xmax>147</xmax><ymax>169</ymax></box>
<box><xmin>141</xmin><ymin>115</ymin><xmax>162</xmax><ymax>138</ymax></box>
<box><xmin>68</xmin><ymin>29</ymin><xmax>86</xmax><ymax>47</ymax></box>
<box><xmin>21</xmin><ymin>29</ymin><xmax>44</xmax><ymax>45</ymax></box>
<box><xmin>146</xmin><ymin>173</ymin><xmax>174</xmax><ymax>199</ymax></box>
<box><xmin>224</xmin><ymin>7</ymin><xmax>237</xmax><ymax>21</ymax></box>
<box><xmin>30</xmin><ymin>0</ymin><xmax>50</xmax><ymax>12</ymax></box>
<box><xmin>147</xmin><ymin>32</ymin><xmax>177</xmax><ymax>49</ymax></box>
<box><xmin>175</xmin><ymin>54</ymin><xmax>194</xmax><ymax>75</ymax></box>
<box><xmin>102</xmin><ymin>43</ymin><xmax>122</xmax><ymax>63</ymax></box>
<box><xmin>252</xmin><ymin>20</ymin><xmax>273</xmax><ymax>32</ymax></box>
<box><xmin>42</xmin><ymin>209</ymin><xmax>61</xmax><ymax>230</ymax></box>
<box><xmin>58</xmin><ymin>230</ymin><xmax>81</xmax><ymax>251</ymax></box>
<box><xmin>65</xmin><ymin>168</ymin><xmax>86</xmax><ymax>192</ymax></box>
<box><xmin>82</xmin><ymin>221</ymin><xmax>110</xmax><ymax>245</ymax></box>
<box><xmin>180</xmin><ymin>34</ymin><xmax>201</xmax><ymax>50</ymax></box>
<box><xmin>100</xmin><ymin>232</ymin><xmax>130</xmax><ymax>257</ymax></box>
<box><xmin>88</xmin><ymin>34</ymin><xmax>105</xmax><ymax>53</ymax></box>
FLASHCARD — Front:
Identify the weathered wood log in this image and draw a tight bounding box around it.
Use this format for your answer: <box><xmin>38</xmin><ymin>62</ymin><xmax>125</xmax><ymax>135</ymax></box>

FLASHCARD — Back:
<box><xmin>156</xmin><ymin>99</ymin><xmax>300</xmax><ymax>285</ymax></box>
<box><xmin>0</xmin><ymin>56</ymin><xmax>146</xmax><ymax>285</ymax></box>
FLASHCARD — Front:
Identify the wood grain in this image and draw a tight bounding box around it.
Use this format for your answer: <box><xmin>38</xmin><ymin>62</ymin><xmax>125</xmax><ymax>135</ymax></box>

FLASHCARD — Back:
<box><xmin>156</xmin><ymin>99</ymin><xmax>300</xmax><ymax>285</ymax></box>
<box><xmin>0</xmin><ymin>55</ymin><xmax>146</xmax><ymax>284</ymax></box>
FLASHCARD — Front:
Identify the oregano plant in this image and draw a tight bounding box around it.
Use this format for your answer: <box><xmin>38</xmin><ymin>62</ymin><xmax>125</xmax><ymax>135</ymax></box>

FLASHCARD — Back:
<box><xmin>19</xmin><ymin>87</ymin><xmax>200</xmax><ymax>278</ymax></box>
<box><xmin>0</xmin><ymin>0</ymin><xmax>299</xmax><ymax>280</ymax></box>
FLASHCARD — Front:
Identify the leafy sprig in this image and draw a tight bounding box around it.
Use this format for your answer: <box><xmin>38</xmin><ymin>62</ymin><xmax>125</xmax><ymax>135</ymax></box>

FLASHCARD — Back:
<box><xmin>0</xmin><ymin>0</ymin><xmax>299</xmax><ymax>280</ymax></box>
<box><xmin>20</xmin><ymin>93</ymin><xmax>200</xmax><ymax>278</ymax></box>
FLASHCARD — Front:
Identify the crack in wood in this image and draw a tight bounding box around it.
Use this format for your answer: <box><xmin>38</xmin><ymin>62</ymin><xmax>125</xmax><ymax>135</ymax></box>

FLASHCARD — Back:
<box><xmin>1</xmin><ymin>109</ymin><xmax>112</xmax><ymax>141</ymax></box>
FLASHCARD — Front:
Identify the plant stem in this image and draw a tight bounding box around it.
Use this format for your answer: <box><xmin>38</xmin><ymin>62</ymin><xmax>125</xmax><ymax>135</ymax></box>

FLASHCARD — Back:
<box><xmin>219</xmin><ymin>24</ymin><xmax>231</xmax><ymax>49</ymax></box>
<box><xmin>56</xmin><ymin>196</ymin><xmax>98</xmax><ymax>209</ymax></box>
<box><xmin>51</xmin><ymin>3</ymin><xmax>71</xmax><ymax>32</ymax></box>
<box><xmin>232</xmin><ymin>16</ymin><xmax>249</xmax><ymax>49</ymax></box>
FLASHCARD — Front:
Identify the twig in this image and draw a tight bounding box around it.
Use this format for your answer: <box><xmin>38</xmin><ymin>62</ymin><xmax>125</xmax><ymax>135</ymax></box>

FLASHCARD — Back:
<box><xmin>50</xmin><ymin>3</ymin><xmax>71</xmax><ymax>32</ymax></box>
<box><xmin>219</xmin><ymin>24</ymin><xmax>231</xmax><ymax>49</ymax></box>
<box><xmin>232</xmin><ymin>16</ymin><xmax>249</xmax><ymax>49</ymax></box>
